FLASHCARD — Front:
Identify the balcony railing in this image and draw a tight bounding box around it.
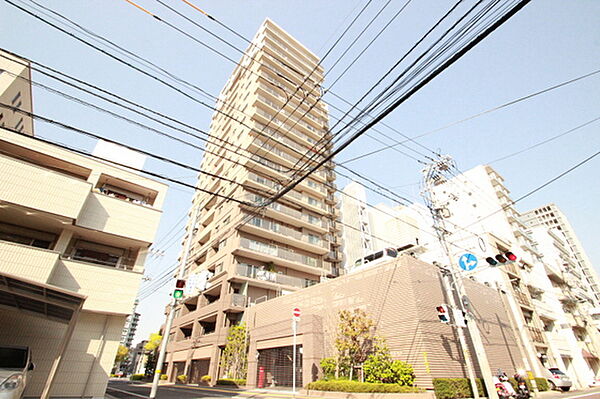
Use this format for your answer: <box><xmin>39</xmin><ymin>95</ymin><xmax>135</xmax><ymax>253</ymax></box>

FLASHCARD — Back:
<box><xmin>236</xmin><ymin>263</ymin><xmax>317</xmax><ymax>288</ymax></box>
<box><xmin>513</xmin><ymin>290</ymin><xmax>532</xmax><ymax>307</ymax></box>
<box><xmin>527</xmin><ymin>326</ymin><xmax>545</xmax><ymax>344</ymax></box>
<box><xmin>230</xmin><ymin>293</ymin><xmax>247</xmax><ymax>308</ymax></box>
<box><xmin>239</xmin><ymin>237</ymin><xmax>321</xmax><ymax>269</ymax></box>
<box><xmin>248</xmin><ymin>216</ymin><xmax>326</xmax><ymax>248</ymax></box>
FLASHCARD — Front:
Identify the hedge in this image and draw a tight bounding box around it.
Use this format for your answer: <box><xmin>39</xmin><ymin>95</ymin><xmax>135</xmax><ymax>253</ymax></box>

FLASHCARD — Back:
<box><xmin>307</xmin><ymin>380</ymin><xmax>424</xmax><ymax>393</ymax></box>
<box><xmin>130</xmin><ymin>374</ymin><xmax>145</xmax><ymax>381</ymax></box>
<box><xmin>508</xmin><ymin>377</ymin><xmax>549</xmax><ymax>392</ymax></box>
<box><xmin>432</xmin><ymin>378</ymin><xmax>486</xmax><ymax>399</ymax></box>
<box><xmin>534</xmin><ymin>378</ymin><xmax>549</xmax><ymax>391</ymax></box>
<box><xmin>216</xmin><ymin>378</ymin><xmax>246</xmax><ymax>386</ymax></box>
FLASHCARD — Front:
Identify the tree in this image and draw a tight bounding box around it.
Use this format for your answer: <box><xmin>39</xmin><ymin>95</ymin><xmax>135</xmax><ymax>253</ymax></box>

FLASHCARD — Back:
<box><xmin>114</xmin><ymin>345</ymin><xmax>129</xmax><ymax>364</ymax></box>
<box><xmin>219</xmin><ymin>323</ymin><xmax>248</xmax><ymax>379</ymax></box>
<box><xmin>334</xmin><ymin>309</ymin><xmax>375</xmax><ymax>380</ymax></box>
<box><xmin>144</xmin><ymin>332</ymin><xmax>163</xmax><ymax>379</ymax></box>
<box><xmin>144</xmin><ymin>333</ymin><xmax>162</xmax><ymax>351</ymax></box>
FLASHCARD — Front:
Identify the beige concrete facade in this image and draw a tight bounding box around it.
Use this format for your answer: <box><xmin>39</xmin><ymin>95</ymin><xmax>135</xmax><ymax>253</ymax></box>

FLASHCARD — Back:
<box><xmin>165</xmin><ymin>19</ymin><xmax>340</xmax><ymax>383</ymax></box>
<box><xmin>0</xmin><ymin>54</ymin><xmax>167</xmax><ymax>398</ymax></box>
<box><xmin>0</xmin><ymin>50</ymin><xmax>34</xmax><ymax>136</ymax></box>
<box><xmin>245</xmin><ymin>256</ymin><xmax>526</xmax><ymax>390</ymax></box>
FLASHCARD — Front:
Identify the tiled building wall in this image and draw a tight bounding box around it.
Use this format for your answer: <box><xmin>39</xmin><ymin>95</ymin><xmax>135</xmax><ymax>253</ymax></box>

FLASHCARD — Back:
<box><xmin>246</xmin><ymin>256</ymin><xmax>525</xmax><ymax>389</ymax></box>
<box><xmin>0</xmin><ymin>310</ymin><xmax>125</xmax><ymax>399</ymax></box>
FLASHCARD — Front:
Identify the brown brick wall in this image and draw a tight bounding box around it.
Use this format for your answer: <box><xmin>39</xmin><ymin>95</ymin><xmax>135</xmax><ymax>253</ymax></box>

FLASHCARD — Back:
<box><xmin>246</xmin><ymin>256</ymin><xmax>525</xmax><ymax>389</ymax></box>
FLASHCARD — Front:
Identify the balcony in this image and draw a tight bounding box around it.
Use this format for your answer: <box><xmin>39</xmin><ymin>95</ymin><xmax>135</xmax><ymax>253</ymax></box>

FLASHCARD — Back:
<box><xmin>235</xmin><ymin>237</ymin><xmax>324</xmax><ymax>275</ymax></box>
<box><xmin>513</xmin><ymin>290</ymin><xmax>532</xmax><ymax>308</ymax></box>
<box><xmin>235</xmin><ymin>263</ymin><xmax>317</xmax><ymax>289</ymax></box>
<box><xmin>223</xmin><ymin>293</ymin><xmax>247</xmax><ymax>312</ymax></box>
<box><xmin>76</xmin><ymin>192</ymin><xmax>162</xmax><ymax>243</ymax></box>
<box><xmin>526</xmin><ymin>326</ymin><xmax>545</xmax><ymax>344</ymax></box>
<box><xmin>243</xmin><ymin>193</ymin><xmax>329</xmax><ymax>234</ymax></box>
<box><xmin>240</xmin><ymin>216</ymin><xmax>328</xmax><ymax>254</ymax></box>
<box><xmin>532</xmin><ymin>298</ymin><xmax>557</xmax><ymax>319</ymax></box>
<box><xmin>0</xmin><ymin>240</ymin><xmax>60</xmax><ymax>283</ymax></box>
<box><xmin>0</xmin><ymin>153</ymin><xmax>90</xmax><ymax>220</ymax></box>
<box><xmin>48</xmin><ymin>258</ymin><xmax>141</xmax><ymax>314</ymax></box>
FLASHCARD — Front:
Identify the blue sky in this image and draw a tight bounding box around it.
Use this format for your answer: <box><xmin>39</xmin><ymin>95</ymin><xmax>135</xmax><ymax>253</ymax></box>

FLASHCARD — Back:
<box><xmin>2</xmin><ymin>0</ymin><xmax>599</xmax><ymax>343</ymax></box>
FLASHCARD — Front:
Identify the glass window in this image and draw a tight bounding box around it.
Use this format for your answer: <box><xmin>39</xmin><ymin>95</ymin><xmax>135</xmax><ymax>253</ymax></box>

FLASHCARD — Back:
<box><xmin>0</xmin><ymin>348</ymin><xmax>27</xmax><ymax>368</ymax></box>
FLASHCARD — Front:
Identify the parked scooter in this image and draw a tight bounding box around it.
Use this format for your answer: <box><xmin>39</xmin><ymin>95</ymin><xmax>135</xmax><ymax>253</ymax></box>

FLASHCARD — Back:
<box><xmin>494</xmin><ymin>371</ymin><xmax>515</xmax><ymax>399</ymax></box>
<box><xmin>513</xmin><ymin>373</ymin><xmax>531</xmax><ymax>399</ymax></box>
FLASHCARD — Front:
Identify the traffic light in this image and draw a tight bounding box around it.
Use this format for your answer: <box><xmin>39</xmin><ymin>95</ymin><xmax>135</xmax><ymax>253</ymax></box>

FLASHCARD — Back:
<box><xmin>173</xmin><ymin>279</ymin><xmax>186</xmax><ymax>299</ymax></box>
<box><xmin>485</xmin><ymin>252</ymin><xmax>517</xmax><ymax>266</ymax></box>
<box><xmin>436</xmin><ymin>304</ymin><xmax>450</xmax><ymax>323</ymax></box>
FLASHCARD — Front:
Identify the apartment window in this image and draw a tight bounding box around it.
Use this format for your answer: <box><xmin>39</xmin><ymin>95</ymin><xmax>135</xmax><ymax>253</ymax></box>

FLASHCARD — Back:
<box><xmin>302</xmin><ymin>255</ymin><xmax>317</xmax><ymax>267</ymax></box>
<box><xmin>249</xmin><ymin>239</ymin><xmax>277</xmax><ymax>256</ymax></box>
<box><xmin>0</xmin><ymin>229</ymin><xmax>54</xmax><ymax>249</ymax></box>
<box><xmin>218</xmin><ymin>239</ymin><xmax>227</xmax><ymax>250</ymax></box>
<box><xmin>11</xmin><ymin>91</ymin><xmax>21</xmax><ymax>105</ymax></box>
<box><xmin>308</xmin><ymin>214</ymin><xmax>320</xmax><ymax>225</ymax></box>
<box><xmin>307</xmin><ymin>196</ymin><xmax>319</xmax><ymax>206</ymax></box>
<box><xmin>308</xmin><ymin>233</ymin><xmax>320</xmax><ymax>245</ymax></box>
<box><xmin>307</xmin><ymin>179</ymin><xmax>318</xmax><ymax>189</ymax></box>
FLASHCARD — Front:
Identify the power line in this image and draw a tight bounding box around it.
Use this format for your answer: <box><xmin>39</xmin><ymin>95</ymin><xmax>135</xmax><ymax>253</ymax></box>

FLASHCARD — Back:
<box><xmin>0</xmin><ymin>123</ymin><xmax>254</xmax><ymax>206</ymax></box>
<box><xmin>462</xmin><ymin>148</ymin><xmax>600</xmax><ymax>229</ymax></box>
<box><xmin>489</xmin><ymin>115</ymin><xmax>600</xmax><ymax>164</ymax></box>
<box><xmin>268</xmin><ymin>0</ymin><xmax>532</xmax><ymax>206</ymax></box>
<box><xmin>339</xmin><ymin>67</ymin><xmax>600</xmax><ymax>165</ymax></box>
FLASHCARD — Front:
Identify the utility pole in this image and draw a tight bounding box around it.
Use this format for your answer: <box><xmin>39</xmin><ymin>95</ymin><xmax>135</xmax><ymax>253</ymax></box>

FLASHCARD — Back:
<box><xmin>422</xmin><ymin>155</ymin><xmax>498</xmax><ymax>399</ymax></box>
<box><xmin>149</xmin><ymin>206</ymin><xmax>199</xmax><ymax>398</ymax></box>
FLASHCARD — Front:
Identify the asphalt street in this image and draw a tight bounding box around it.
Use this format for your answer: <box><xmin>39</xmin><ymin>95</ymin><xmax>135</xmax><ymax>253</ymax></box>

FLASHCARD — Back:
<box><xmin>106</xmin><ymin>380</ymin><xmax>600</xmax><ymax>399</ymax></box>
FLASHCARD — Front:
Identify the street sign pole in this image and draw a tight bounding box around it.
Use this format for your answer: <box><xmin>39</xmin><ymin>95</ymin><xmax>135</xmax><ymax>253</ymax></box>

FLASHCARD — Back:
<box><xmin>292</xmin><ymin>307</ymin><xmax>300</xmax><ymax>394</ymax></box>
<box><xmin>149</xmin><ymin>206</ymin><xmax>198</xmax><ymax>399</ymax></box>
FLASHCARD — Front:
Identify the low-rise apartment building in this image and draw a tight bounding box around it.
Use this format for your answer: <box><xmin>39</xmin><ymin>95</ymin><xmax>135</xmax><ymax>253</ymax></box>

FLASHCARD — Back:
<box><xmin>0</xmin><ymin>51</ymin><xmax>167</xmax><ymax>398</ymax></box>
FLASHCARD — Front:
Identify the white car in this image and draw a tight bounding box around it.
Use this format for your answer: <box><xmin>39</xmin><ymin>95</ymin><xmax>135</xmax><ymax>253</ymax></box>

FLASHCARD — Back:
<box><xmin>0</xmin><ymin>346</ymin><xmax>34</xmax><ymax>399</ymax></box>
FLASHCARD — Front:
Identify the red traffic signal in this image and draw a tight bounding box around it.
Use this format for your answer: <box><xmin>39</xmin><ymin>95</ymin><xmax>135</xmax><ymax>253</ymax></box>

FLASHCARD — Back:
<box><xmin>486</xmin><ymin>252</ymin><xmax>517</xmax><ymax>266</ymax></box>
<box><xmin>436</xmin><ymin>304</ymin><xmax>450</xmax><ymax>323</ymax></box>
<box><xmin>175</xmin><ymin>279</ymin><xmax>186</xmax><ymax>289</ymax></box>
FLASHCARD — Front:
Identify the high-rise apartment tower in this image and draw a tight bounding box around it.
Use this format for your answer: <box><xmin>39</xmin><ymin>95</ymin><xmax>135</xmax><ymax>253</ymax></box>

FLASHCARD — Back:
<box><xmin>522</xmin><ymin>203</ymin><xmax>600</xmax><ymax>305</ymax></box>
<box><xmin>165</xmin><ymin>19</ymin><xmax>340</xmax><ymax>383</ymax></box>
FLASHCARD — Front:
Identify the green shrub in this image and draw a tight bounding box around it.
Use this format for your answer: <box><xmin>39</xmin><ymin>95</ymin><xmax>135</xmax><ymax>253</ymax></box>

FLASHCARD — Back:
<box><xmin>160</xmin><ymin>374</ymin><xmax>168</xmax><ymax>380</ymax></box>
<box><xmin>216</xmin><ymin>378</ymin><xmax>246</xmax><ymax>386</ymax></box>
<box><xmin>130</xmin><ymin>374</ymin><xmax>145</xmax><ymax>381</ymax></box>
<box><xmin>363</xmin><ymin>352</ymin><xmax>414</xmax><ymax>385</ymax></box>
<box><xmin>201</xmin><ymin>375</ymin><xmax>212</xmax><ymax>383</ymax></box>
<box><xmin>432</xmin><ymin>378</ymin><xmax>486</xmax><ymax>399</ymax></box>
<box><xmin>535</xmin><ymin>378</ymin><xmax>549</xmax><ymax>391</ymax></box>
<box><xmin>177</xmin><ymin>374</ymin><xmax>187</xmax><ymax>383</ymax></box>
<box><xmin>307</xmin><ymin>380</ymin><xmax>424</xmax><ymax>393</ymax></box>
<box><xmin>320</xmin><ymin>357</ymin><xmax>337</xmax><ymax>378</ymax></box>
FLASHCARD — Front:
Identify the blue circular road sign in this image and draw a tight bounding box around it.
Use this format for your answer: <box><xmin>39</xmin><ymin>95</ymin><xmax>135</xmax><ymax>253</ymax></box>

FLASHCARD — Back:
<box><xmin>458</xmin><ymin>253</ymin><xmax>478</xmax><ymax>271</ymax></box>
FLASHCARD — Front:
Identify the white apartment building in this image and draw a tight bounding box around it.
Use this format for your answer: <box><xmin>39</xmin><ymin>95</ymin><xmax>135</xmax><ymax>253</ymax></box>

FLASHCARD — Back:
<box><xmin>338</xmin><ymin>181</ymin><xmax>436</xmax><ymax>272</ymax></box>
<box><xmin>528</xmin><ymin>226</ymin><xmax>600</xmax><ymax>386</ymax></box>
<box><xmin>430</xmin><ymin>164</ymin><xmax>598</xmax><ymax>388</ymax></box>
<box><xmin>164</xmin><ymin>19</ymin><xmax>340</xmax><ymax>384</ymax></box>
<box><xmin>522</xmin><ymin>204</ymin><xmax>600</xmax><ymax>305</ymax></box>
<box><xmin>0</xmin><ymin>50</ymin><xmax>167</xmax><ymax>398</ymax></box>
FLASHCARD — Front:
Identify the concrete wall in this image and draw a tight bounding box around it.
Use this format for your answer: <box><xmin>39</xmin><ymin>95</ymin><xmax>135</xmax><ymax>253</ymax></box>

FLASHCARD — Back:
<box><xmin>246</xmin><ymin>256</ymin><xmax>525</xmax><ymax>389</ymax></box>
<box><xmin>0</xmin><ymin>309</ymin><xmax>125</xmax><ymax>399</ymax></box>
